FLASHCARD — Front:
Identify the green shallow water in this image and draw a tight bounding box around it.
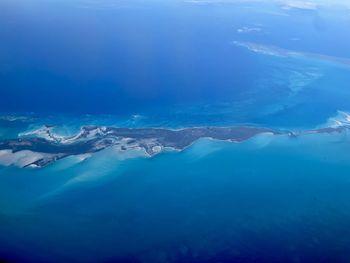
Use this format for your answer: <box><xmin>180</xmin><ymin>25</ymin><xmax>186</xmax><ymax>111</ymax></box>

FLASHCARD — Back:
<box><xmin>1</xmin><ymin>132</ymin><xmax>350</xmax><ymax>262</ymax></box>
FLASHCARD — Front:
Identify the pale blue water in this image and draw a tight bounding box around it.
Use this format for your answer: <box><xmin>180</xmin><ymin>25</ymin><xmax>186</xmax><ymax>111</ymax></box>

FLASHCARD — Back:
<box><xmin>1</xmin><ymin>133</ymin><xmax>350</xmax><ymax>262</ymax></box>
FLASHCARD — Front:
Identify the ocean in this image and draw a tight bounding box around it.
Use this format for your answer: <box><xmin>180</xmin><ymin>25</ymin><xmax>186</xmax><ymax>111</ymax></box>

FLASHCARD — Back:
<box><xmin>1</xmin><ymin>0</ymin><xmax>350</xmax><ymax>121</ymax></box>
<box><xmin>2</xmin><ymin>131</ymin><xmax>350</xmax><ymax>262</ymax></box>
<box><xmin>1</xmin><ymin>0</ymin><xmax>350</xmax><ymax>262</ymax></box>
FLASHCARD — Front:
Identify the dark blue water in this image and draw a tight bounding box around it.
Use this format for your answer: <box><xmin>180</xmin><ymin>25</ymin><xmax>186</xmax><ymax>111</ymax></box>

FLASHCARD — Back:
<box><xmin>1</xmin><ymin>0</ymin><xmax>350</xmax><ymax>127</ymax></box>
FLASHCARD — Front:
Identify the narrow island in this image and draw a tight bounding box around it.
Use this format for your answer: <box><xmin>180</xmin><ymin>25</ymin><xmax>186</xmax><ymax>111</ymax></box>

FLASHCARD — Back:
<box><xmin>0</xmin><ymin>125</ymin><xmax>346</xmax><ymax>168</ymax></box>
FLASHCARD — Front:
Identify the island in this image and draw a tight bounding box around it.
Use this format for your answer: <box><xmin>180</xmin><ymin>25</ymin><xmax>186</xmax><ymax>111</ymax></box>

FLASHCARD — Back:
<box><xmin>0</xmin><ymin>125</ymin><xmax>346</xmax><ymax>168</ymax></box>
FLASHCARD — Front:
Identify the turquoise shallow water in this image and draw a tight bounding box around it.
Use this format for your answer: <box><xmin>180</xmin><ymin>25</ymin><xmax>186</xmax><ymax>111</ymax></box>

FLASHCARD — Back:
<box><xmin>1</xmin><ymin>132</ymin><xmax>350</xmax><ymax>262</ymax></box>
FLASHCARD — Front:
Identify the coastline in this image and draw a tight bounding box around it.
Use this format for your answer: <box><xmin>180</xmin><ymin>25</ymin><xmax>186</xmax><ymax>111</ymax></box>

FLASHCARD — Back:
<box><xmin>0</xmin><ymin>122</ymin><xmax>348</xmax><ymax>168</ymax></box>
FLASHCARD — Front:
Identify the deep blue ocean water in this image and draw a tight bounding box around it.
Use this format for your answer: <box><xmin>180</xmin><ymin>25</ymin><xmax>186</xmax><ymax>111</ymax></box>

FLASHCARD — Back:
<box><xmin>1</xmin><ymin>0</ymin><xmax>350</xmax><ymax>262</ymax></box>
<box><xmin>1</xmin><ymin>0</ymin><xmax>350</xmax><ymax>125</ymax></box>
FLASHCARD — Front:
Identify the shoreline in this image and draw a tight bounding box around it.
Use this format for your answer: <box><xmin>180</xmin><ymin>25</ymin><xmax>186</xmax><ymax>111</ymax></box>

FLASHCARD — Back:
<box><xmin>0</xmin><ymin>124</ymin><xmax>349</xmax><ymax>168</ymax></box>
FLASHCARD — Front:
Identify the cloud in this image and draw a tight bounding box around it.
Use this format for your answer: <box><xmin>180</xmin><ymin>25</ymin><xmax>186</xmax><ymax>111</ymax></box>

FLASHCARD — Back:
<box><xmin>184</xmin><ymin>0</ymin><xmax>350</xmax><ymax>8</ymax></box>
<box><xmin>280</xmin><ymin>1</ymin><xmax>318</xmax><ymax>11</ymax></box>
<box><xmin>184</xmin><ymin>0</ymin><xmax>323</xmax><ymax>10</ymax></box>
